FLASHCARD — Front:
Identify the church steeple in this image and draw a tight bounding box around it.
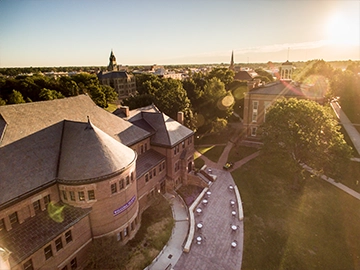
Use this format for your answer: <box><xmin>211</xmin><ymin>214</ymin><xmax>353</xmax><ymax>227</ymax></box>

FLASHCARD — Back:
<box><xmin>229</xmin><ymin>50</ymin><xmax>235</xmax><ymax>71</ymax></box>
<box><xmin>108</xmin><ymin>50</ymin><xmax>118</xmax><ymax>71</ymax></box>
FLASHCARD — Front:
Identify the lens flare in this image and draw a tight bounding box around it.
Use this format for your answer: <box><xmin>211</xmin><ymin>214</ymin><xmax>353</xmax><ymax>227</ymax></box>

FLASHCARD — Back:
<box><xmin>217</xmin><ymin>95</ymin><xmax>235</xmax><ymax>110</ymax></box>
<box><xmin>48</xmin><ymin>202</ymin><xmax>65</xmax><ymax>223</ymax></box>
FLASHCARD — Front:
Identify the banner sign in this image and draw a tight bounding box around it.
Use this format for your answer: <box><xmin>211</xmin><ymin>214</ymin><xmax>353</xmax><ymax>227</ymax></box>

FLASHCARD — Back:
<box><xmin>113</xmin><ymin>195</ymin><xmax>136</xmax><ymax>216</ymax></box>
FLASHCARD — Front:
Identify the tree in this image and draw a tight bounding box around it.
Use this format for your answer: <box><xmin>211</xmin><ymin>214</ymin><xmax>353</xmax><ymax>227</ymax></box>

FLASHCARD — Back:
<box><xmin>100</xmin><ymin>85</ymin><xmax>118</xmax><ymax>106</ymax></box>
<box><xmin>255</xmin><ymin>68</ymin><xmax>274</xmax><ymax>82</ymax></box>
<box><xmin>0</xmin><ymin>97</ymin><xmax>6</xmax><ymax>106</ymax></box>
<box><xmin>261</xmin><ymin>98</ymin><xmax>352</xmax><ymax>180</ymax></box>
<box><xmin>8</xmin><ymin>90</ymin><xmax>25</xmax><ymax>104</ymax></box>
<box><xmin>88</xmin><ymin>85</ymin><xmax>107</xmax><ymax>108</ymax></box>
<box><xmin>207</xmin><ymin>68</ymin><xmax>234</xmax><ymax>89</ymax></box>
<box><xmin>39</xmin><ymin>88</ymin><xmax>64</xmax><ymax>100</ymax></box>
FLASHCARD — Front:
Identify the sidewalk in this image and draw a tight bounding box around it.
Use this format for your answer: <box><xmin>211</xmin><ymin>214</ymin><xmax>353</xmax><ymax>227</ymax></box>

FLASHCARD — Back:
<box><xmin>331</xmin><ymin>101</ymin><xmax>360</xmax><ymax>155</ymax></box>
<box><xmin>147</xmin><ymin>193</ymin><xmax>189</xmax><ymax>270</ymax></box>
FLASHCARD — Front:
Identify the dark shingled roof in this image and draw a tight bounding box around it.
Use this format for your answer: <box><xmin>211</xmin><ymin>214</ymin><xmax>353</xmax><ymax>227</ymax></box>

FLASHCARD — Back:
<box><xmin>126</xmin><ymin>104</ymin><xmax>194</xmax><ymax>148</ymax></box>
<box><xmin>58</xmin><ymin>120</ymin><xmax>136</xmax><ymax>182</ymax></box>
<box><xmin>0</xmin><ymin>203</ymin><xmax>91</xmax><ymax>264</ymax></box>
<box><xmin>234</xmin><ymin>71</ymin><xmax>253</xmax><ymax>81</ymax></box>
<box><xmin>136</xmin><ymin>149</ymin><xmax>165</xmax><ymax>178</ymax></box>
<box><xmin>97</xmin><ymin>71</ymin><xmax>130</xmax><ymax>79</ymax></box>
<box><xmin>0</xmin><ymin>95</ymin><xmax>149</xmax><ymax>206</ymax></box>
<box><xmin>248</xmin><ymin>81</ymin><xmax>305</xmax><ymax>97</ymax></box>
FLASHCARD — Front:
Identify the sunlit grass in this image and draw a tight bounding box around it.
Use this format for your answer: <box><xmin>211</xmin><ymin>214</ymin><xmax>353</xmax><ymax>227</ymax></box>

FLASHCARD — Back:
<box><xmin>233</xmin><ymin>155</ymin><xmax>360</xmax><ymax>269</ymax></box>
<box><xmin>105</xmin><ymin>103</ymin><xmax>117</xmax><ymax>113</ymax></box>
<box><xmin>196</xmin><ymin>145</ymin><xmax>225</xmax><ymax>163</ymax></box>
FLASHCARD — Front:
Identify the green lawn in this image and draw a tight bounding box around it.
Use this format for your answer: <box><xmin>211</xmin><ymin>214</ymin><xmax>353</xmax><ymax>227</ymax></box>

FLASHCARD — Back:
<box><xmin>233</xmin><ymin>156</ymin><xmax>360</xmax><ymax>269</ymax></box>
<box><xmin>227</xmin><ymin>145</ymin><xmax>259</xmax><ymax>162</ymax></box>
<box><xmin>105</xmin><ymin>103</ymin><xmax>118</xmax><ymax>113</ymax></box>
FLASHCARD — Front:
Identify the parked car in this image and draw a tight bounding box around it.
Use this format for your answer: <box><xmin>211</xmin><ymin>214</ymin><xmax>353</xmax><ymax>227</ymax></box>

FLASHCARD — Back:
<box><xmin>223</xmin><ymin>162</ymin><xmax>233</xmax><ymax>170</ymax></box>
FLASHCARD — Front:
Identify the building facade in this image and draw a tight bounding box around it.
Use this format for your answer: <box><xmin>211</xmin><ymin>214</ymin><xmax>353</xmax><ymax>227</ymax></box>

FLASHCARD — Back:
<box><xmin>243</xmin><ymin>61</ymin><xmax>325</xmax><ymax>139</ymax></box>
<box><xmin>0</xmin><ymin>95</ymin><xmax>194</xmax><ymax>269</ymax></box>
<box><xmin>97</xmin><ymin>51</ymin><xmax>137</xmax><ymax>100</ymax></box>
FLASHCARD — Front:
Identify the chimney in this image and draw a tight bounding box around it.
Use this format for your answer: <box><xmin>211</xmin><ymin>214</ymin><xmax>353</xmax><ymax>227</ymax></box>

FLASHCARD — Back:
<box><xmin>120</xmin><ymin>106</ymin><xmax>129</xmax><ymax>118</ymax></box>
<box><xmin>177</xmin><ymin>111</ymin><xmax>184</xmax><ymax>125</ymax></box>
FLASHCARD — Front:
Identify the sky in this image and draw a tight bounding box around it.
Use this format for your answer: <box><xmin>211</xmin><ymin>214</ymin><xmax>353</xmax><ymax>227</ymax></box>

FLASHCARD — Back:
<box><xmin>0</xmin><ymin>0</ymin><xmax>359</xmax><ymax>67</ymax></box>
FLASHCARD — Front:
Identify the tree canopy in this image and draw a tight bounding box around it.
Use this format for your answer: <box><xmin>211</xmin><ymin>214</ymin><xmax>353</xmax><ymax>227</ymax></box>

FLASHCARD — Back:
<box><xmin>261</xmin><ymin>98</ymin><xmax>352</xmax><ymax>179</ymax></box>
<box><xmin>0</xmin><ymin>73</ymin><xmax>117</xmax><ymax>108</ymax></box>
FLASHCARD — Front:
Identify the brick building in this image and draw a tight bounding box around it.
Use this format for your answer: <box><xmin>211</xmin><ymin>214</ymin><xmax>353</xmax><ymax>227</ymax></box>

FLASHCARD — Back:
<box><xmin>0</xmin><ymin>95</ymin><xmax>194</xmax><ymax>269</ymax></box>
<box><xmin>243</xmin><ymin>61</ymin><xmax>325</xmax><ymax>138</ymax></box>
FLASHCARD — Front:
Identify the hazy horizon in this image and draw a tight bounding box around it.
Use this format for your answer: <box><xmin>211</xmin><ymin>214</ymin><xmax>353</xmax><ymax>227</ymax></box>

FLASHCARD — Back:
<box><xmin>0</xmin><ymin>0</ymin><xmax>359</xmax><ymax>67</ymax></box>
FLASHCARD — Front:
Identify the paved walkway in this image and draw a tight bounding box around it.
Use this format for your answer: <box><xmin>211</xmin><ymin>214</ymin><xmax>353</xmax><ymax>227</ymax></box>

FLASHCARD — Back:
<box><xmin>149</xmin><ymin>123</ymin><xmax>259</xmax><ymax>270</ymax></box>
<box><xmin>331</xmin><ymin>101</ymin><xmax>360</xmax><ymax>155</ymax></box>
<box><xmin>147</xmin><ymin>193</ymin><xmax>189</xmax><ymax>270</ymax></box>
<box><xmin>174</xmin><ymin>169</ymin><xmax>244</xmax><ymax>270</ymax></box>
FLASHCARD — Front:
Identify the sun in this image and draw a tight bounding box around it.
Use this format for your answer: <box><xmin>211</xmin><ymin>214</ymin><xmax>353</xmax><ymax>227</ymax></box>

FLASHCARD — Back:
<box><xmin>326</xmin><ymin>13</ymin><xmax>360</xmax><ymax>46</ymax></box>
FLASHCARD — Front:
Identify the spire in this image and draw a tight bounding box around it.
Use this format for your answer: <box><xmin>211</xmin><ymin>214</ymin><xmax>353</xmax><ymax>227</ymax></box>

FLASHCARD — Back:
<box><xmin>229</xmin><ymin>50</ymin><xmax>235</xmax><ymax>71</ymax></box>
<box><xmin>108</xmin><ymin>49</ymin><xmax>118</xmax><ymax>71</ymax></box>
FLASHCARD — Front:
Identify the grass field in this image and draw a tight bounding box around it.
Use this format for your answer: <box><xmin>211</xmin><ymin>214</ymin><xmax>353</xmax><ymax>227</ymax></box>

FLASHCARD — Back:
<box><xmin>196</xmin><ymin>145</ymin><xmax>225</xmax><ymax>163</ymax></box>
<box><xmin>233</xmin><ymin>155</ymin><xmax>360</xmax><ymax>270</ymax></box>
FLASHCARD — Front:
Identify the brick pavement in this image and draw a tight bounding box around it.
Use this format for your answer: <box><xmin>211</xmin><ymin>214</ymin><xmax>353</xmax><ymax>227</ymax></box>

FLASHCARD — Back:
<box><xmin>174</xmin><ymin>168</ymin><xmax>243</xmax><ymax>270</ymax></box>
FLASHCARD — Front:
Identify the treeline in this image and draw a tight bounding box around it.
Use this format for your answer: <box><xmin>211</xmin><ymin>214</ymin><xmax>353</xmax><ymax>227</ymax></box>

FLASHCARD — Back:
<box><xmin>299</xmin><ymin>60</ymin><xmax>360</xmax><ymax>123</ymax></box>
<box><xmin>0</xmin><ymin>66</ymin><xmax>105</xmax><ymax>77</ymax></box>
<box><xmin>0</xmin><ymin>73</ymin><xmax>117</xmax><ymax>108</ymax></box>
<box><xmin>123</xmin><ymin>68</ymin><xmax>255</xmax><ymax>132</ymax></box>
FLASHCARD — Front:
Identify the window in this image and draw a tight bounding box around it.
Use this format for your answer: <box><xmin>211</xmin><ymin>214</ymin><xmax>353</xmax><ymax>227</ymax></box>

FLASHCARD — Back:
<box><xmin>126</xmin><ymin>176</ymin><xmax>130</xmax><ymax>185</ymax></box>
<box><xmin>251</xmin><ymin>127</ymin><xmax>257</xmax><ymax>137</ymax></box>
<box><xmin>111</xmin><ymin>183</ymin><xmax>117</xmax><ymax>194</ymax></box>
<box><xmin>0</xmin><ymin>218</ymin><xmax>5</xmax><ymax>232</ymax></box>
<box><xmin>252</xmin><ymin>111</ymin><xmax>258</xmax><ymax>122</ymax></box>
<box><xmin>23</xmin><ymin>259</ymin><xmax>34</xmax><ymax>270</ymax></box>
<box><xmin>153</xmin><ymin>168</ymin><xmax>156</xmax><ymax>176</ymax></box>
<box><xmin>149</xmin><ymin>170</ymin><xmax>152</xmax><ymax>180</ymax></box>
<box><xmin>61</xmin><ymin>266</ymin><xmax>68</xmax><ymax>270</ymax></box>
<box><xmin>182</xmin><ymin>141</ymin><xmax>185</xmax><ymax>149</ymax></box>
<box><xmin>9</xmin><ymin>212</ymin><xmax>18</xmax><ymax>225</ymax></box>
<box><xmin>88</xmin><ymin>190</ymin><xmax>95</xmax><ymax>200</ymax></box>
<box><xmin>175</xmin><ymin>161</ymin><xmax>180</xmax><ymax>172</ymax></box>
<box><xmin>123</xmin><ymin>227</ymin><xmax>128</xmax><ymax>237</ymax></box>
<box><xmin>44</xmin><ymin>245</ymin><xmax>53</xmax><ymax>260</ymax></box>
<box><xmin>252</xmin><ymin>101</ymin><xmax>258</xmax><ymax>123</ymax></box>
<box><xmin>140</xmin><ymin>145</ymin><xmax>144</xmax><ymax>154</ymax></box>
<box><xmin>145</xmin><ymin>173</ymin><xmax>149</xmax><ymax>182</ymax></box>
<box><xmin>70</xmin><ymin>191</ymin><xmax>75</xmax><ymax>201</ymax></box>
<box><xmin>119</xmin><ymin>179</ymin><xmax>124</xmax><ymax>190</ymax></box>
<box><xmin>159</xmin><ymin>164</ymin><xmax>162</xmax><ymax>172</ymax></box>
<box><xmin>174</xmin><ymin>145</ymin><xmax>180</xmax><ymax>155</ymax></box>
<box><xmin>70</xmin><ymin>257</ymin><xmax>77</xmax><ymax>270</ymax></box>
<box><xmin>131</xmin><ymin>221</ymin><xmax>135</xmax><ymax>231</ymax></box>
<box><xmin>264</xmin><ymin>101</ymin><xmax>271</xmax><ymax>122</ymax></box>
<box><xmin>65</xmin><ymin>230</ymin><xmax>72</xmax><ymax>244</ymax></box>
<box><xmin>131</xmin><ymin>172</ymin><xmax>134</xmax><ymax>182</ymax></box>
<box><xmin>33</xmin><ymin>200</ymin><xmax>41</xmax><ymax>213</ymax></box>
<box><xmin>162</xmin><ymin>162</ymin><xmax>165</xmax><ymax>170</ymax></box>
<box><xmin>78</xmin><ymin>191</ymin><xmax>85</xmax><ymax>201</ymax></box>
<box><xmin>62</xmin><ymin>190</ymin><xmax>67</xmax><ymax>201</ymax></box>
<box><xmin>44</xmin><ymin>194</ymin><xmax>51</xmax><ymax>209</ymax></box>
<box><xmin>55</xmin><ymin>237</ymin><xmax>63</xmax><ymax>251</ymax></box>
<box><xmin>145</xmin><ymin>143</ymin><xmax>148</xmax><ymax>151</ymax></box>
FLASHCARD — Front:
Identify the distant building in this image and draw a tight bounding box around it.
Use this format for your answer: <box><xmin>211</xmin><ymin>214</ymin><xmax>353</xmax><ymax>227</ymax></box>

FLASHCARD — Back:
<box><xmin>133</xmin><ymin>64</ymin><xmax>184</xmax><ymax>80</ymax></box>
<box><xmin>229</xmin><ymin>51</ymin><xmax>235</xmax><ymax>71</ymax></box>
<box><xmin>242</xmin><ymin>60</ymin><xmax>325</xmax><ymax>139</ymax></box>
<box><xmin>0</xmin><ymin>95</ymin><xmax>195</xmax><ymax>270</ymax></box>
<box><xmin>97</xmin><ymin>51</ymin><xmax>137</xmax><ymax>100</ymax></box>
